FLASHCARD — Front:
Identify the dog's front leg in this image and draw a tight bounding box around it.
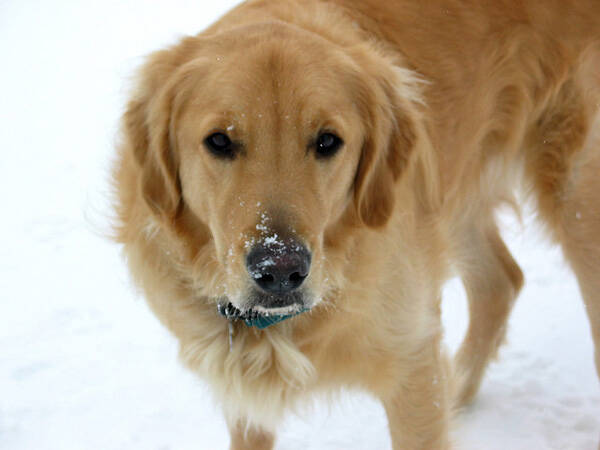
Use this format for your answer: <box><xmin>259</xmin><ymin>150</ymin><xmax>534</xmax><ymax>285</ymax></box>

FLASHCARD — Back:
<box><xmin>228</xmin><ymin>419</ymin><xmax>275</xmax><ymax>450</ymax></box>
<box><xmin>381</xmin><ymin>335</ymin><xmax>451</xmax><ymax>450</ymax></box>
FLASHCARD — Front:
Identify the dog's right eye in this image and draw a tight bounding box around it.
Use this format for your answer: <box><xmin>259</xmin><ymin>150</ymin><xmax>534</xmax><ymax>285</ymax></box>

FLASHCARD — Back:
<box><xmin>315</xmin><ymin>132</ymin><xmax>343</xmax><ymax>159</ymax></box>
<box><xmin>204</xmin><ymin>132</ymin><xmax>235</xmax><ymax>159</ymax></box>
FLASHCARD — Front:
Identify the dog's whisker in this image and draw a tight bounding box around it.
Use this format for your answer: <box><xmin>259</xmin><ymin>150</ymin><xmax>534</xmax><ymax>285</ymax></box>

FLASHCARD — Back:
<box><xmin>228</xmin><ymin>321</ymin><xmax>234</xmax><ymax>352</ymax></box>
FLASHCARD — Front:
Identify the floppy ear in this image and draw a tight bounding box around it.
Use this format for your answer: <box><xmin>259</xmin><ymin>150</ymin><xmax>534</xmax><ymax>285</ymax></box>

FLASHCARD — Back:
<box><xmin>353</xmin><ymin>63</ymin><xmax>419</xmax><ymax>228</ymax></box>
<box><xmin>123</xmin><ymin>44</ymin><xmax>196</xmax><ymax>222</ymax></box>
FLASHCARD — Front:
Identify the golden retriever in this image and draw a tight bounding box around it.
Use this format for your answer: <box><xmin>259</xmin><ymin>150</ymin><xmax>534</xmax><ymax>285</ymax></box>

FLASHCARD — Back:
<box><xmin>112</xmin><ymin>0</ymin><xmax>600</xmax><ymax>448</ymax></box>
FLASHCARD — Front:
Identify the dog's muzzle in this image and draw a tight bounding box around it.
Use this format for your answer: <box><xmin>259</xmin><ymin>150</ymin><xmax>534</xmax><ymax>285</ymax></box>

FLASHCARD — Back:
<box><xmin>218</xmin><ymin>236</ymin><xmax>312</xmax><ymax>329</ymax></box>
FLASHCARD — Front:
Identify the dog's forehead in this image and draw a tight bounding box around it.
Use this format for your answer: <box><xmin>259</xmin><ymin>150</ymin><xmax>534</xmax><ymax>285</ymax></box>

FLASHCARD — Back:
<box><xmin>206</xmin><ymin>21</ymin><xmax>345</xmax><ymax>66</ymax></box>
<box><xmin>192</xmin><ymin>26</ymin><xmax>362</xmax><ymax>115</ymax></box>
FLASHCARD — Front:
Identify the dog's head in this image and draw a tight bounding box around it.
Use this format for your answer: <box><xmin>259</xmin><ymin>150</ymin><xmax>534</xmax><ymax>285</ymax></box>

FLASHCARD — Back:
<box><xmin>124</xmin><ymin>22</ymin><xmax>421</xmax><ymax>320</ymax></box>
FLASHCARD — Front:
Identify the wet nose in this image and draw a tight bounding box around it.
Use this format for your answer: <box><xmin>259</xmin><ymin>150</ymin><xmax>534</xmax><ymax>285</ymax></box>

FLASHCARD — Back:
<box><xmin>246</xmin><ymin>239</ymin><xmax>311</xmax><ymax>294</ymax></box>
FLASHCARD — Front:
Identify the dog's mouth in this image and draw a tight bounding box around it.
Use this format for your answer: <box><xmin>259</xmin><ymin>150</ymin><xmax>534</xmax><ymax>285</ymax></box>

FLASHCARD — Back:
<box><xmin>217</xmin><ymin>301</ymin><xmax>309</xmax><ymax>329</ymax></box>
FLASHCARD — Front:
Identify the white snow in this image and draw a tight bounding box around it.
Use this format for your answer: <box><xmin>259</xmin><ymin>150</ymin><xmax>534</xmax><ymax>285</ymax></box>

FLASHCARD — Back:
<box><xmin>263</xmin><ymin>235</ymin><xmax>281</xmax><ymax>246</ymax></box>
<box><xmin>0</xmin><ymin>1</ymin><xmax>598</xmax><ymax>449</ymax></box>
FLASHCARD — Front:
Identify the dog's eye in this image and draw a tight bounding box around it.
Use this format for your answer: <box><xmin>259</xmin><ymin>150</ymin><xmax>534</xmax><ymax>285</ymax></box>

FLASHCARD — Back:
<box><xmin>315</xmin><ymin>132</ymin><xmax>343</xmax><ymax>159</ymax></box>
<box><xmin>204</xmin><ymin>132</ymin><xmax>235</xmax><ymax>159</ymax></box>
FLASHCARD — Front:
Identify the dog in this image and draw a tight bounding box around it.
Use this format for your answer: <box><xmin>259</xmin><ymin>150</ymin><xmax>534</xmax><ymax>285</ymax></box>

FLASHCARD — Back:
<box><xmin>112</xmin><ymin>0</ymin><xmax>600</xmax><ymax>448</ymax></box>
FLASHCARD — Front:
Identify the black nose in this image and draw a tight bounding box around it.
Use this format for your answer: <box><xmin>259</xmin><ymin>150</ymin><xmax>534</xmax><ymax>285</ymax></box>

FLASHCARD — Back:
<box><xmin>246</xmin><ymin>239</ymin><xmax>311</xmax><ymax>294</ymax></box>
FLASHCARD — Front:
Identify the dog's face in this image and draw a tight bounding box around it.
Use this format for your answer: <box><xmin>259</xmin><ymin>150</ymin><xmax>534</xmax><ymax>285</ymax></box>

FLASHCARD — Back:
<box><xmin>127</xmin><ymin>23</ymin><xmax>417</xmax><ymax>317</ymax></box>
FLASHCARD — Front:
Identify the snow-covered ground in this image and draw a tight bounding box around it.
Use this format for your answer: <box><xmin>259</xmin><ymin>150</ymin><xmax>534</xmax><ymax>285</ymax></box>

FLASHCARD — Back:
<box><xmin>1</xmin><ymin>1</ymin><xmax>598</xmax><ymax>449</ymax></box>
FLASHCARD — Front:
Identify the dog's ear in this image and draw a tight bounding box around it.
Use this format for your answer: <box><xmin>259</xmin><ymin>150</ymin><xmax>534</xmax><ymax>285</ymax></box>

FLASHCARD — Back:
<box><xmin>352</xmin><ymin>59</ymin><xmax>419</xmax><ymax>228</ymax></box>
<box><xmin>123</xmin><ymin>42</ymin><xmax>198</xmax><ymax>222</ymax></box>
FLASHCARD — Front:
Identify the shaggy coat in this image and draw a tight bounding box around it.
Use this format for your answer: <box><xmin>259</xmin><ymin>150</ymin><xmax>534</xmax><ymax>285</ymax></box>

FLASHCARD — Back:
<box><xmin>113</xmin><ymin>1</ymin><xmax>600</xmax><ymax>448</ymax></box>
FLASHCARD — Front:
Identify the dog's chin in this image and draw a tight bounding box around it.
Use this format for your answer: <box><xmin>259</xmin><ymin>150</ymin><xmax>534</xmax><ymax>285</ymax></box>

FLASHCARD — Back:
<box><xmin>217</xmin><ymin>289</ymin><xmax>315</xmax><ymax>328</ymax></box>
<box><xmin>248</xmin><ymin>290</ymin><xmax>307</xmax><ymax>310</ymax></box>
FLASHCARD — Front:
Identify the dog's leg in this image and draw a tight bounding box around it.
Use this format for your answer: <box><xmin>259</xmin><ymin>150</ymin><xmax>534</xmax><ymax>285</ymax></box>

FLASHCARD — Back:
<box><xmin>453</xmin><ymin>222</ymin><xmax>524</xmax><ymax>407</ymax></box>
<box><xmin>526</xmin><ymin>83</ymin><xmax>600</xmax><ymax>379</ymax></box>
<box><xmin>525</xmin><ymin>84</ymin><xmax>600</xmax><ymax>444</ymax></box>
<box><xmin>382</xmin><ymin>333</ymin><xmax>452</xmax><ymax>450</ymax></box>
<box><xmin>228</xmin><ymin>420</ymin><xmax>275</xmax><ymax>450</ymax></box>
<box><xmin>552</xmin><ymin>143</ymin><xmax>600</xmax><ymax>380</ymax></box>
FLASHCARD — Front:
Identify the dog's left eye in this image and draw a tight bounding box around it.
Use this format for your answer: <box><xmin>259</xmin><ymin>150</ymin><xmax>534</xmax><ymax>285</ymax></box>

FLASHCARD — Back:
<box><xmin>315</xmin><ymin>132</ymin><xmax>343</xmax><ymax>159</ymax></box>
<box><xmin>204</xmin><ymin>132</ymin><xmax>235</xmax><ymax>159</ymax></box>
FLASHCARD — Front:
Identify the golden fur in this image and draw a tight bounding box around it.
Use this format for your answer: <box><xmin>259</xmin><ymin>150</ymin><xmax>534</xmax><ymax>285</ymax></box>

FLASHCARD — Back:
<box><xmin>113</xmin><ymin>1</ymin><xmax>600</xmax><ymax>448</ymax></box>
